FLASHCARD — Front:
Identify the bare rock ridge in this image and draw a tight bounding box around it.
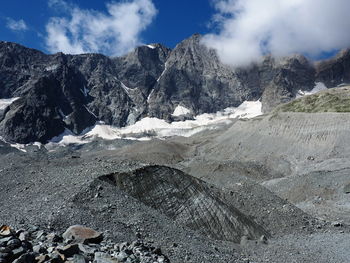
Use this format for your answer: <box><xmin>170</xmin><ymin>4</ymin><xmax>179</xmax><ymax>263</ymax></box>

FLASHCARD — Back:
<box><xmin>0</xmin><ymin>37</ymin><xmax>349</xmax><ymax>143</ymax></box>
<box><xmin>100</xmin><ymin>165</ymin><xmax>269</xmax><ymax>243</ymax></box>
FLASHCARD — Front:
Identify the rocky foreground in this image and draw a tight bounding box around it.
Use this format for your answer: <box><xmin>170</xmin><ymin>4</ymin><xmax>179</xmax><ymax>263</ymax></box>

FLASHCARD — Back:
<box><xmin>0</xmin><ymin>225</ymin><xmax>170</xmax><ymax>263</ymax></box>
<box><xmin>2</xmin><ymin>87</ymin><xmax>350</xmax><ymax>262</ymax></box>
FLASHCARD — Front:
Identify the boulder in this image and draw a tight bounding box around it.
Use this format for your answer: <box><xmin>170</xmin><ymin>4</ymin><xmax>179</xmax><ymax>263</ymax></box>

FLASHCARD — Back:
<box><xmin>62</xmin><ymin>226</ymin><xmax>103</xmax><ymax>244</ymax></box>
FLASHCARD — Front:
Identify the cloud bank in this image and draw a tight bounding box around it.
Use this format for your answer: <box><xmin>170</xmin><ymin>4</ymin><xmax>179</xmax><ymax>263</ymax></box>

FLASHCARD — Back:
<box><xmin>45</xmin><ymin>0</ymin><xmax>157</xmax><ymax>56</ymax></box>
<box><xmin>6</xmin><ymin>18</ymin><xmax>28</xmax><ymax>31</ymax></box>
<box><xmin>203</xmin><ymin>0</ymin><xmax>350</xmax><ymax>67</ymax></box>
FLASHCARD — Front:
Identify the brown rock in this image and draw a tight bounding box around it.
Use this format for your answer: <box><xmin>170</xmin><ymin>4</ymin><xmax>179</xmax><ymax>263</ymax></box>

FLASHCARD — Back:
<box><xmin>36</xmin><ymin>254</ymin><xmax>50</xmax><ymax>263</ymax></box>
<box><xmin>0</xmin><ymin>225</ymin><xmax>13</xmax><ymax>237</ymax></box>
<box><xmin>62</xmin><ymin>225</ymin><xmax>103</xmax><ymax>244</ymax></box>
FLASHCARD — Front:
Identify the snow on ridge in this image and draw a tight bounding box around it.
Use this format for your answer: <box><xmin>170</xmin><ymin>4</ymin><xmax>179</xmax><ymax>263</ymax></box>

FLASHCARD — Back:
<box><xmin>0</xmin><ymin>97</ymin><xmax>20</xmax><ymax>110</ymax></box>
<box><xmin>147</xmin><ymin>89</ymin><xmax>155</xmax><ymax>102</ymax></box>
<box><xmin>172</xmin><ymin>105</ymin><xmax>191</xmax><ymax>116</ymax></box>
<box><xmin>297</xmin><ymin>82</ymin><xmax>327</xmax><ymax>98</ymax></box>
<box><xmin>146</xmin><ymin>44</ymin><xmax>156</xmax><ymax>49</ymax></box>
<box><xmin>121</xmin><ymin>82</ymin><xmax>135</xmax><ymax>96</ymax></box>
<box><xmin>156</xmin><ymin>62</ymin><xmax>168</xmax><ymax>82</ymax></box>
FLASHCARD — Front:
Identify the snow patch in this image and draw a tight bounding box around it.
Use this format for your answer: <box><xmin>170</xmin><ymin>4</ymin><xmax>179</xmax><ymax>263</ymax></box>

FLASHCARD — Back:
<box><xmin>48</xmin><ymin>100</ymin><xmax>262</xmax><ymax>146</ymax></box>
<box><xmin>10</xmin><ymin>143</ymin><xmax>27</xmax><ymax>152</ymax></box>
<box><xmin>157</xmin><ymin>62</ymin><xmax>168</xmax><ymax>82</ymax></box>
<box><xmin>147</xmin><ymin>89</ymin><xmax>155</xmax><ymax>102</ymax></box>
<box><xmin>297</xmin><ymin>82</ymin><xmax>327</xmax><ymax>98</ymax></box>
<box><xmin>48</xmin><ymin>129</ymin><xmax>87</xmax><ymax>147</ymax></box>
<box><xmin>84</xmin><ymin>106</ymin><xmax>97</xmax><ymax>118</ymax></box>
<box><xmin>58</xmin><ymin>109</ymin><xmax>68</xmax><ymax>120</ymax></box>
<box><xmin>0</xmin><ymin>97</ymin><xmax>20</xmax><ymax>110</ymax></box>
<box><xmin>80</xmin><ymin>86</ymin><xmax>89</xmax><ymax>97</ymax></box>
<box><xmin>1</xmin><ymin>100</ymin><xmax>262</xmax><ymax>149</ymax></box>
<box><xmin>45</xmin><ymin>64</ymin><xmax>59</xmax><ymax>71</ymax></box>
<box><xmin>121</xmin><ymin>82</ymin><xmax>133</xmax><ymax>95</ymax></box>
<box><xmin>172</xmin><ymin>105</ymin><xmax>191</xmax><ymax>116</ymax></box>
<box><xmin>146</xmin><ymin>44</ymin><xmax>156</xmax><ymax>49</ymax></box>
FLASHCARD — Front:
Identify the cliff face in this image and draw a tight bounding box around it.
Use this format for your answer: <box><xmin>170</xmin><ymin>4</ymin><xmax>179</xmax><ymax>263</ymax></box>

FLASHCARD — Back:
<box><xmin>0</xmin><ymin>36</ymin><xmax>348</xmax><ymax>143</ymax></box>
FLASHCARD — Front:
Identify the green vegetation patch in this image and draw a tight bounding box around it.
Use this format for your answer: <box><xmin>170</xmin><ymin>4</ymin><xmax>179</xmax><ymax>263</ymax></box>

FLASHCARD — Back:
<box><xmin>276</xmin><ymin>87</ymin><xmax>350</xmax><ymax>113</ymax></box>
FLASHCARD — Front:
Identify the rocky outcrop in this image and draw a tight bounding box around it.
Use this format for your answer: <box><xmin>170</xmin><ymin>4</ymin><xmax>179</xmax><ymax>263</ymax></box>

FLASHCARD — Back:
<box><xmin>101</xmin><ymin>165</ymin><xmax>269</xmax><ymax>243</ymax></box>
<box><xmin>147</xmin><ymin>34</ymin><xmax>262</xmax><ymax>118</ymax></box>
<box><xmin>260</xmin><ymin>55</ymin><xmax>315</xmax><ymax>112</ymax></box>
<box><xmin>316</xmin><ymin>49</ymin><xmax>350</xmax><ymax>87</ymax></box>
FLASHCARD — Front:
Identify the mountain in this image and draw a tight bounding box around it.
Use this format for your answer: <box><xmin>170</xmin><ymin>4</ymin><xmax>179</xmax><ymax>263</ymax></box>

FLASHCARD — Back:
<box><xmin>0</xmin><ymin>36</ymin><xmax>349</xmax><ymax>143</ymax></box>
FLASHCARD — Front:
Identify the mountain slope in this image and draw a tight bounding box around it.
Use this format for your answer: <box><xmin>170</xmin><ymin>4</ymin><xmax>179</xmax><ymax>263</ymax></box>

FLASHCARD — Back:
<box><xmin>0</xmin><ymin>36</ymin><xmax>349</xmax><ymax>143</ymax></box>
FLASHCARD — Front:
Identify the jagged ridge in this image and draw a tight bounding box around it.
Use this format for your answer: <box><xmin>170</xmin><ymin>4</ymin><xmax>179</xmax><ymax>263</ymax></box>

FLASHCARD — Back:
<box><xmin>0</xmin><ymin>36</ymin><xmax>349</xmax><ymax>143</ymax></box>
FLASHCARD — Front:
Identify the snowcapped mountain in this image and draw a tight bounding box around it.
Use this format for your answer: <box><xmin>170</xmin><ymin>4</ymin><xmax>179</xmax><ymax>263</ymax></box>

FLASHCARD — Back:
<box><xmin>0</xmin><ymin>35</ymin><xmax>349</xmax><ymax>144</ymax></box>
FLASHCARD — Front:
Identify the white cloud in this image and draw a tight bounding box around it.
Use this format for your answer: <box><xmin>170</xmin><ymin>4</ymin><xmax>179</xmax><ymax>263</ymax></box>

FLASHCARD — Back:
<box><xmin>203</xmin><ymin>0</ymin><xmax>350</xmax><ymax>67</ymax></box>
<box><xmin>45</xmin><ymin>0</ymin><xmax>157</xmax><ymax>56</ymax></box>
<box><xmin>6</xmin><ymin>18</ymin><xmax>28</xmax><ymax>31</ymax></box>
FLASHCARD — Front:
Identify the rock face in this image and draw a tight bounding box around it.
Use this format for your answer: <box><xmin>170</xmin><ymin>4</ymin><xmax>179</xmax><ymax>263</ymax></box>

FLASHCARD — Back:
<box><xmin>147</xmin><ymin>34</ymin><xmax>262</xmax><ymax>118</ymax></box>
<box><xmin>260</xmin><ymin>55</ymin><xmax>315</xmax><ymax>112</ymax></box>
<box><xmin>0</xmin><ymin>37</ymin><xmax>349</xmax><ymax>143</ymax></box>
<box><xmin>316</xmin><ymin>49</ymin><xmax>350</xmax><ymax>87</ymax></box>
<box><xmin>101</xmin><ymin>165</ymin><xmax>269</xmax><ymax>243</ymax></box>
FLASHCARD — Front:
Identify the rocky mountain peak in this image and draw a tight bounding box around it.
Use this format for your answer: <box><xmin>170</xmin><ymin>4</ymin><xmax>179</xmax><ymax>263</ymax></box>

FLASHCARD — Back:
<box><xmin>0</xmin><ymin>37</ymin><xmax>349</xmax><ymax>143</ymax></box>
<box><xmin>316</xmin><ymin>49</ymin><xmax>350</xmax><ymax>87</ymax></box>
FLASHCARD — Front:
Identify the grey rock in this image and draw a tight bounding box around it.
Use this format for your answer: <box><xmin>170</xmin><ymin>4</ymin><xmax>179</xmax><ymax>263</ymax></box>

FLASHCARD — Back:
<box><xmin>57</xmin><ymin>244</ymin><xmax>80</xmax><ymax>257</ymax></box>
<box><xmin>18</xmin><ymin>231</ymin><xmax>29</xmax><ymax>241</ymax></box>
<box><xmin>12</xmin><ymin>246</ymin><xmax>25</xmax><ymax>258</ymax></box>
<box><xmin>47</xmin><ymin>233</ymin><xmax>62</xmax><ymax>243</ymax></box>
<box><xmin>331</xmin><ymin>221</ymin><xmax>343</xmax><ymax>227</ymax></box>
<box><xmin>6</xmin><ymin>238</ymin><xmax>21</xmax><ymax>249</ymax></box>
<box><xmin>0</xmin><ymin>248</ymin><xmax>11</xmax><ymax>253</ymax></box>
<box><xmin>0</xmin><ymin>237</ymin><xmax>13</xmax><ymax>244</ymax></box>
<box><xmin>94</xmin><ymin>252</ymin><xmax>121</xmax><ymax>263</ymax></box>
<box><xmin>12</xmin><ymin>253</ymin><xmax>35</xmax><ymax>263</ymax></box>
<box><xmin>78</xmin><ymin>243</ymin><xmax>97</xmax><ymax>255</ymax></box>
<box><xmin>33</xmin><ymin>245</ymin><xmax>47</xmax><ymax>254</ymax></box>
<box><xmin>35</xmin><ymin>230</ymin><xmax>46</xmax><ymax>239</ymax></box>
<box><xmin>49</xmin><ymin>254</ymin><xmax>65</xmax><ymax>263</ymax></box>
<box><xmin>115</xmin><ymin>251</ymin><xmax>128</xmax><ymax>261</ymax></box>
<box><xmin>71</xmin><ymin>254</ymin><xmax>88</xmax><ymax>263</ymax></box>
<box><xmin>0</xmin><ymin>251</ymin><xmax>12</xmax><ymax>260</ymax></box>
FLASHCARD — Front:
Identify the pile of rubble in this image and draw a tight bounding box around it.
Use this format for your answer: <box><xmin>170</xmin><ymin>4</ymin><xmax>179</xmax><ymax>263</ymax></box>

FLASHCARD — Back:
<box><xmin>0</xmin><ymin>225</ymin><xmax>170</xmax><ymax>263</ymax></box>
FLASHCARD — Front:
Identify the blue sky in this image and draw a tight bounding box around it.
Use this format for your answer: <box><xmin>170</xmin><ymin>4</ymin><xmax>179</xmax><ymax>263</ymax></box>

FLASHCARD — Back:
<box><xmin>0</xmin><ymin>0</ymin><xmax>214</xmax><ymax>53</ymax></box>
<box><xmin>0</xmin><ymin>0</ymin><xmax>349</xmax><ymax>66</ymax></box>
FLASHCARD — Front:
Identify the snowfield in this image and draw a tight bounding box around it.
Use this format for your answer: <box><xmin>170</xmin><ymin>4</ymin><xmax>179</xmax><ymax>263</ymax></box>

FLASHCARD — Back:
<box><xmin>296</xmin><ymin>82</ymin><xmax>327</xmax><ymax>98</ymax></box>
<box><xmin>48</xmin><ymin>100</ymin><xmax>263</xmax><ymax>146</ymax></box>
<box><xmin>0</xmin><ymin>97</ymin><xmax>20</xmax><ymax>110</ymax></box>
<box><xmin>172</xmin><ymin>105</ymin><xmax>191</xmax><ymax>116</ymax></box>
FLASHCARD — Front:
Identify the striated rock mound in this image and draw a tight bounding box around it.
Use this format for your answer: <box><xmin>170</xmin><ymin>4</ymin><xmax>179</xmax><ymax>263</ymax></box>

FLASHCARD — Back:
<box><xmin>100</xmin><ymin>165</ymin><xmax>269</xmax><ymax>243</ymax></box>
